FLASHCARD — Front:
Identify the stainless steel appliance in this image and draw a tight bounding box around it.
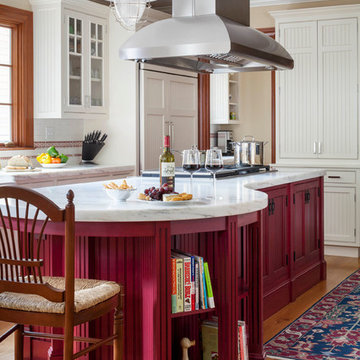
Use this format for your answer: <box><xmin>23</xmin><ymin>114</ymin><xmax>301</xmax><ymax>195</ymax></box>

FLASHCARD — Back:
<box><xmin>141</xmin><ymin>165</ymin><xmax>271</xmax><ymax>179</ymax></box>
<box><xmin>217</xmin><ymin>130</ymin><xmax>233</xmax><ymax>154</ymax></box>
<box><xmin>119</xmin><ymin>0</ymin><xmax>294</xmax><ymax>74</ymax></box>
<box><xmin>233</xmin><ymin>136</ymin><xmax>268</xmax><ymax>167</ymax></box>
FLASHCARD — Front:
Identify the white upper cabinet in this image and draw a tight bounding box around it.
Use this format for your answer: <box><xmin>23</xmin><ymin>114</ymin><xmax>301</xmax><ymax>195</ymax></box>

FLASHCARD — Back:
<box><xmin>273</xmin><ymin>6</ymin><xmax>360</xmax><ymax>165</ymax></box>
<box><xmin>278</xmin><ymin>21</ymin><xmax>318</xmax><ymax>159</ymax></box>
<box><xmin>31</xmin><ymin>0</ymin><xmax>109</xmax><ymax>119</ymax></box>
<box><xmin>210</xmin><ymin>73</ymin><xmax>241</xmax><ymax>125</ymax></box>
<box><xmin>318</xmin><ymin>18</ymin><xmax>358</xmax><ymax>159</ymax></box>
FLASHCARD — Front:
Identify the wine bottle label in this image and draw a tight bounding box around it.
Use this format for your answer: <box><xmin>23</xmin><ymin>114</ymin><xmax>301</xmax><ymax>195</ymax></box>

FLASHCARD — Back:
<box><xmin>161</xmin><ymin>162</ymin><xmax>175</xmax><ymax>190</ymax></box>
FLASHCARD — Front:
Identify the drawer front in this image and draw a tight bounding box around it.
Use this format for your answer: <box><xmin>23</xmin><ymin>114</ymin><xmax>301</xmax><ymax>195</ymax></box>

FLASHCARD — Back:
<box><xmin>325</xmin><ymin>171</ymin><xmax>356</xmax><ymax>184</ymax></box>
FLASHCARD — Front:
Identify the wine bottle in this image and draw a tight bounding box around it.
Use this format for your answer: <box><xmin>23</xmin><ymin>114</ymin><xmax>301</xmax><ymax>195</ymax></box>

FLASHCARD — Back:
<box><xmin>160</xmin><ymin>135</ymin><xmax>175</xmax><ymax>191</ymax></box>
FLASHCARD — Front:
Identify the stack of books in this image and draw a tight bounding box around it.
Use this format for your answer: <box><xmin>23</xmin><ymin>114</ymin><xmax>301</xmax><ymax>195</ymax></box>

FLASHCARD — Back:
<box><xmin>201</xmin><ymin>317</ymin><xmax>248</xmax><ymax>360</ymax></box>
<box><xmin>171</xmin><ymin>250</ymin><xmax>215</xmax><ymax>314</ymax></box>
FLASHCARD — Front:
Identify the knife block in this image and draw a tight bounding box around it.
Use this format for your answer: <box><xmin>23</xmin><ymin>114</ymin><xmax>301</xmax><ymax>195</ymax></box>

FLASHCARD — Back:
<box><xmin>82</xmin><ymin>142</ymin><xmax>105</xmax><ymax>162</ymax></box>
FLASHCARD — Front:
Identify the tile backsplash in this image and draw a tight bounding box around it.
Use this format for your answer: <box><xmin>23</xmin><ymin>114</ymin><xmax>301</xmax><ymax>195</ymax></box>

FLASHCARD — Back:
<box><xmin>0</xmin><ymin>118</ymin><xmax>84</xmax><ymax>168</ymax></box>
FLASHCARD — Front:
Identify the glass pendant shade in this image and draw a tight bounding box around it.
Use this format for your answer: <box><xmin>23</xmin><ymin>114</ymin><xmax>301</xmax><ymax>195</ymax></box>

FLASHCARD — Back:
<box><xmin>110</xmin><ymin>0</ymin><xmax>152</xmax><ymax>31</ymax></box>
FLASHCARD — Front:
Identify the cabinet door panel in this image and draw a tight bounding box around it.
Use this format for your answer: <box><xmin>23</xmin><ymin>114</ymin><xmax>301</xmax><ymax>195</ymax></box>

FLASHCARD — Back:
<box><xmin>293</xmin><ymin>180</ymin><xmax>321</xmax><ymax>274</ymax></box>
<box><xmin>141</xmin><ymin>71</ymin><xmax>167</xmax><ymax>170</ymax></box>
<box><xmin>88</xmin><ymin>16</ymin><xmax>107</xmax><ymax>114</ymax></box>
<box><xmin>324</xmin><ymin>186</ymin><xmax>356</xmax><ymax>245</ymax></box>
<box><xmin>318</xmin><ymin>18</ymin><xmax>358</xmax><ymax>159</ymax></box>
<box><xmin>262</xmin><ymin>187</ymin><xmax>289</xmax><ymax>294</ymax></box>
<box><xmin>140</xmin><ymin>70</ymin><xmax>198</xmax><ymax>170</ymax></box>
<box><xmin>64</xmin><ymin>11</ymin><xmax>86</xmax><ymax>113</ymax></box>
<box><xmin>293</xmin><ymin>190</ymin><xmax>306</xmax><ymax>266</ymax></box>
<box><xmin>271</xmin><ymin>194</ymin><xmax>288</xmax><ymax>277</ymax></box>
<box><xmin>278</xmin><ymin>22</ymin><xmax>318</xmax><ymax>159</ymax></box>
<box><xmin>304</xmin><ymin>185</ymin><xmax>320</xmax><ymax>263</ymax></box>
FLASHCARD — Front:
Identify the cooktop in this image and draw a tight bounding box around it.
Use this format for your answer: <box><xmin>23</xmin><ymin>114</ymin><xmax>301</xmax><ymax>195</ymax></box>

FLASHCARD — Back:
<box><xmin>141</xmin><ymin>165</ymin><xmax>272</xmax><ymax>179</ymax></box>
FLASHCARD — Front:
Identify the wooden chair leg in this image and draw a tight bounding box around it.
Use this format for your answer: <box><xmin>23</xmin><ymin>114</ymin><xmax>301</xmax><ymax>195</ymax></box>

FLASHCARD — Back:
<box><xmin>63</xmin><ymin>325</ymin><xmax>74</xmax><ymax>360</ymax></box>
<box><xmin>113</xmin><ymin>291</ymin><xmax>124</xmax><ymax>360</ymax></box>
<box><xmin>14</xmin><ymin>324</ymin><xmax>24</xmax><ymax>360</ymax></box>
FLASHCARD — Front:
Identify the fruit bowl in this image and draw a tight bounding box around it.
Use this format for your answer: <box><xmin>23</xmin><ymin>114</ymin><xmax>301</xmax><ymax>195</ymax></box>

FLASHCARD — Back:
<box><xmin>104</xmin><ymin>188</ymin><xmax>136</xmax><ymax>202</ymax></box>
<box><xmin>40</xmin><ymin>163</ymin><xmax>67</xmax><ymax>169</ymax></box>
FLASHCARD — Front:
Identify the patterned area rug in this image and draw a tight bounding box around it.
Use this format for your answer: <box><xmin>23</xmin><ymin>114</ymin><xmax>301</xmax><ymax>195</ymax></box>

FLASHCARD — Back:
<box><xmin>265</xmin><ymin>269</ymin><xmax>360</xmax><ymax>360</ymax></box>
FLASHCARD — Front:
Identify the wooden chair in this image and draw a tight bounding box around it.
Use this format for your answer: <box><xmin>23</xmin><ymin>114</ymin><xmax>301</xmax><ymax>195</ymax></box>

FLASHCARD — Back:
<box><xmin>0</xmin><ymin>185</ymin><xmax>124</xmax><ymax>359</ymax></box>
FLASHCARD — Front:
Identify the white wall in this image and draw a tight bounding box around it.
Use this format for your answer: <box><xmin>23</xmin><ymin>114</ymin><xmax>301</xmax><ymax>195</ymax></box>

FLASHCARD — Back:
<box><xmin>84</xmin><ymin>14</ymin><xmax>137</xmax><ymax>167</ymax></box>
<box><xmin>232</xmin><ymin>72</ymin><xmax>272</xmax><ymax>165</ymax></box>
<box><xmin>0</xmin><ymin>0</ymin><xmax>31</xmax><ymax>10</ymax></box>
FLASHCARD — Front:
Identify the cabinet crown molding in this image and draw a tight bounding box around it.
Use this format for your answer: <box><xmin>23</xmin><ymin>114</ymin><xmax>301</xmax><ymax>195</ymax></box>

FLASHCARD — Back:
<box><xmin>270</xmin><ymin>4</ymin><xmax>360</xmax><ymax>21</ymax></box>
<box><xmin>30</xmin><ymin>0</ymin><xmax>109</xmax><ymax>16</ymax></box>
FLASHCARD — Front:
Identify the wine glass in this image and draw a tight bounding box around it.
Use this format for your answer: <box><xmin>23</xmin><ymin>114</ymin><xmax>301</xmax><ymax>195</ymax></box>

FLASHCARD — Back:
<box><xmin>205</xmin><ymin>149</ymin><xmax>224</xmax><ymax>196</ymax></box>
<box><xmin>182</xmin><ymin>148</ymin><xmax>201</xmax><ymax>193</ymax></box>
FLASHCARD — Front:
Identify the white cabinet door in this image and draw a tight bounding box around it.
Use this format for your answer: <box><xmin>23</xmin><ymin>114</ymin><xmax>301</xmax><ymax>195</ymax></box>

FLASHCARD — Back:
<box><xmin>278</xmin><ymin>21</ymin><xmax>318</xmax><ymax>159</ymax></box>
<box><xmin>318</xmin><ymin>18</ymin><xmax>358</xmax><ymax>160</ymax></box>
<box><xmin>140</xmin><ymin>69</ymin><xmax>198</xmax><ymax>170</ymax></box>
<box><xmin>64</xmin><ymin>10</ymin><xmax>87</xmax><ymax>113</ymax></box>
<box><xmin>168</xmin><ymin>75</ymin><xmax>198</xmax><ymax>165</ymax></box>
<box><xmin>140</xmin><ymin>70</ymin><xmax>167</xmax><ymax>171</ymax></box>
<box><xmin>87</xmin><ymin>16</ymin><xmax>107</xmax><ymax>114</ymax></box>
<box><xmin>324</xmin><ymin>186</ymin><xmax>356</xmax><ymax>245</ymax></box>
<box><xmin>210</xmin><ymin>73</ymin><xmax>229</xmax><ymax>124</ymax></box>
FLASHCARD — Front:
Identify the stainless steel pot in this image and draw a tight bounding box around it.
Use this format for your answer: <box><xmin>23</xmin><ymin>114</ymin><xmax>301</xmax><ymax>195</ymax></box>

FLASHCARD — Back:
<box><xmin>233</xmin><ymin>136</ymin><xmax>268</xmax><ymax>167</ymax></box>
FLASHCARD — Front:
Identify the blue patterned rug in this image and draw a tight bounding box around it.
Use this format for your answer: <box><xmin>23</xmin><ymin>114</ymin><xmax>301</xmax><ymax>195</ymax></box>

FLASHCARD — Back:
<box><xmin>265</xmin><ymin>269</ymin><xmax>360</xmax><ymax>360</ymax></box>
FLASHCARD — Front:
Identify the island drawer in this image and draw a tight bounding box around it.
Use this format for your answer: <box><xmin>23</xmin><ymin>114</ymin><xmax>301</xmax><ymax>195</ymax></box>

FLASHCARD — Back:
<box><xmin>325</xmin><ymin>170</ymin><xmax>356</xmax><ymax>184</ymax></box>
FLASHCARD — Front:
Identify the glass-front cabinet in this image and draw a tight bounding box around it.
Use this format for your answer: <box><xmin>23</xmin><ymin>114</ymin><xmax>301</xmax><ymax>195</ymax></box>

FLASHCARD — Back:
<box><xmin>64</xmin><ymin>10</ymin><xmax>107</xmax><ymax>115</ymax></box>
<box><xmin>89</xmin><ymin>18</ymin><xmax>105</xmax><ymax>112</ymax></box>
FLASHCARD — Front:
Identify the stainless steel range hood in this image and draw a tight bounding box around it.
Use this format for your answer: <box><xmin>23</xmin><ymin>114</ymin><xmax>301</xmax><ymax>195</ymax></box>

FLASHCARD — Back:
<box><xmin>119</xmin><ymin>0</ymin><xmax>294</xmax><ymax>73</ymax></box>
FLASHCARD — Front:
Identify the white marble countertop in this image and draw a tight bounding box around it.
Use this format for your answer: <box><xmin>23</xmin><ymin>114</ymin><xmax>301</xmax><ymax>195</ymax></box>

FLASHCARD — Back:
<box><xmin>0</xmin><ymin>165</ymin><xmax>135</xmax><ymax>185</ymax></box>
<box><xmin>22</xmin><ymin>168</ymin><xmax>326</xmax><ymax>222</ymax></box>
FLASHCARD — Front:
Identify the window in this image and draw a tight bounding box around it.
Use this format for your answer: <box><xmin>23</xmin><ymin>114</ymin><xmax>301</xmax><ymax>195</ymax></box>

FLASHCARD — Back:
<box><xmin>0</xmin><ymin>5</ymin><xmax>33</xmax><ymax>148</ymax></box>
<box><xmin>0</xmin><ymin>26</ymin><xmax>11</xmax><ymax>142</ymax></box>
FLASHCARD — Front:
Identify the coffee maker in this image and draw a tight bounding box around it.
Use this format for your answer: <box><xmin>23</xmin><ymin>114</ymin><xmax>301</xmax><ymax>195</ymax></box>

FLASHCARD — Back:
<box><xmin>217</xmin><ymin>130</ymin><xmax>233</xmax><ymax>155</ymax></box>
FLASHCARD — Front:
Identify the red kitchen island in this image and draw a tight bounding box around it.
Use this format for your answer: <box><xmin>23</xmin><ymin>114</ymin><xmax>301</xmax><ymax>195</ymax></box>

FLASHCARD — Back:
<box><xmin>18</xmin><ymin>169</ymin><xmax>326</xmax><ymax>359</ymax></box>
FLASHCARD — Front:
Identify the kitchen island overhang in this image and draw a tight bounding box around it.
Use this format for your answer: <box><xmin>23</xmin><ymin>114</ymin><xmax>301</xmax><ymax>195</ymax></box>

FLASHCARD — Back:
<box><xmin>8</xmin><ymin>169</ymin><xmax>325</xmax><ymax>360</ymax></box>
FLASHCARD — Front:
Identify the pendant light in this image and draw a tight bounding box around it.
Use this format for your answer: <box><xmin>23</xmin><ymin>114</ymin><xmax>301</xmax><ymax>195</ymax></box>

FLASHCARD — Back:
<box><xmin>109</xmin><ymin>0</ymin><xmax>155</xmax><ymax>31</ymax></box>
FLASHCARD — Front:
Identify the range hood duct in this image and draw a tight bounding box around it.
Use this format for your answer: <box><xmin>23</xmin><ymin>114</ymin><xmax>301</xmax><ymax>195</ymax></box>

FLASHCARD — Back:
<box><xmin>119</xmin><ymin>0</ymin><xmax>294</xmax><ymax>73</ymax></box>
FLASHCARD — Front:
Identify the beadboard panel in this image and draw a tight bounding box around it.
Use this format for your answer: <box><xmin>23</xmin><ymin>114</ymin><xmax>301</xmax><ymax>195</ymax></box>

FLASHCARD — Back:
<box><xmin>324</xmin><ymin>186</ymin><xmax>356</xmax><ymax>245</ymax></box>
<box><xmin>318</xmin><ymin>18</ymin><xmax>358</xmax><ymax>159</ymax></box>
<box><xmin>278</xmin><ymin>22</ymin><xmax>318</xmax><ymax>159</ymax></box>
<box><xmin>33</xmin><ymin>5</ymin><xmax>62</xmax><ymax>117</ymax></box>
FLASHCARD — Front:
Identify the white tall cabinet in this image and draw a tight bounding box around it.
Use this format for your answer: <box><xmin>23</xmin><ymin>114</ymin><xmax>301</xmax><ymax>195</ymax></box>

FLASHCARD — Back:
<box><xmin>30</xmin><ymin>0</ymin><xmax>109</xmax><ymax>119</ymax></box>
<box><xmin>272</xmin><ymin>5</ymin><xmax>360</xmax><ymax>257</ymax></box>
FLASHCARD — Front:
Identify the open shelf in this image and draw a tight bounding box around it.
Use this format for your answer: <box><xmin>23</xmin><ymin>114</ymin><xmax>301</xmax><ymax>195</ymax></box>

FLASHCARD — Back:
<box><xmin>171</xmin><ymin>307</ymin><xmax>216</xmax><ymax>319</ymax></box>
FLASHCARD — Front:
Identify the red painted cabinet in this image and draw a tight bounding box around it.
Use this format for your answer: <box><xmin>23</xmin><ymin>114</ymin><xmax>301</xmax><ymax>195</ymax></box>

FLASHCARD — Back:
<box><xmin>291</xmin><ymin>179</ymin><xmax>323</xmax><ymax>298</ymax></box>
<box><xmin>262</xmin><ymin>185</ymin><xmax>291</xmax><ymax>318</ymax></box>
<box><xmin>261</xmin><ymin>178</ymin><xmax>325</xmax><ymax>319</ymax></box>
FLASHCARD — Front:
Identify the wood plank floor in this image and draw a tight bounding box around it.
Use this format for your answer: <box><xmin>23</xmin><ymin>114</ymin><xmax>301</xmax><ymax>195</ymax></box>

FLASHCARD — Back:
<box><xmin>264</xmin><ymin>255</ymin><xmax>360</xmax><ymax>343</ymax></box>
<box><xmin>0</xmin><ymin>256</ymin><xmax>358</xmax><ymax>358</ymax></box>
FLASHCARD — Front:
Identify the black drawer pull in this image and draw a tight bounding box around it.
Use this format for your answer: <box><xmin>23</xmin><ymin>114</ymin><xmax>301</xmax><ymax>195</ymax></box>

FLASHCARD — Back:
<box><xmin>328</xmin><ymin>176</ymin><xmax>341</xmax><ymax>179</ymax></box>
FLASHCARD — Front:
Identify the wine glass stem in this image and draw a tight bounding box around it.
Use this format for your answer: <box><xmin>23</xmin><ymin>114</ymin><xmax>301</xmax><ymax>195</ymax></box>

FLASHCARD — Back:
<box><xmin>190</xmin><ymin>173</ymin><xmax>193</xmax><ymax>194</ymax></box>
<box><xmin>213</xmin><ymin>173</ymin><xmax>216</xmax><ymax>198</ymax></box>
